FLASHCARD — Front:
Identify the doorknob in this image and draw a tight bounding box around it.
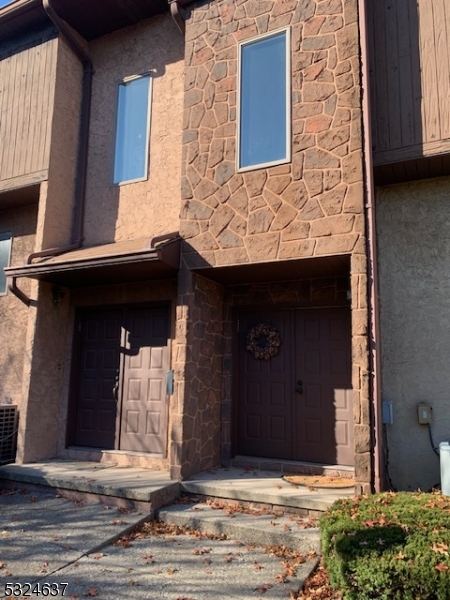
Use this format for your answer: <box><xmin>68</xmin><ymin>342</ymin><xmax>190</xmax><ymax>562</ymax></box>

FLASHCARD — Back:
<box><xmin>112</xmin><ymin>372</ymin><xmax>120</xmax><ymax>402</ymax></box>
<box><xmin>295</xmin><ymin>380</ymin><xmax>303</xmax><ymax>394</ymax></box>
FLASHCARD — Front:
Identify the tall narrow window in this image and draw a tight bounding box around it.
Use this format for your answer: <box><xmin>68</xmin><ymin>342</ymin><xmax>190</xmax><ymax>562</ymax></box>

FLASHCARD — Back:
<box><xmin>113</xmin><ymin>75</ymin><xmax>152</xmax><ymax>184</ymax></box>
<box><xmin>0</xmin><ymin>231</ymin><xmax>12</xmax><ymax>296</ymax></box>
<box><xmin>238</xmin><ymin>29</ymin><xmax>290</xmax><ymax>171</ymax></box>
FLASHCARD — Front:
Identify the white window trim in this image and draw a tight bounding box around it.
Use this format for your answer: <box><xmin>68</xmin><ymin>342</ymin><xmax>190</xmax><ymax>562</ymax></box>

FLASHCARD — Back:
<box><xmin>112</xmin><ymin>72</ymin><xmax>153</xmax><ymax>186</ymax></box>
<box><xmin>236</xmin><ymin>26</ymin><xmax>291</xmax><ymax>173</ymax></box>
<box><xmin>0</xmin><ymin>230</ymin><xmax>12</xmax><ymax>297</ymax></box>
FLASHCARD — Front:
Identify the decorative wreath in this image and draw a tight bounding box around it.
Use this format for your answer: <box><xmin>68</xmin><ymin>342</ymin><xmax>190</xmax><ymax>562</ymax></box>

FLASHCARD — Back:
<box><xmin>246</xmin><ymin>323</ymin><xmax>281</xmax><ymax>360</ymax></box>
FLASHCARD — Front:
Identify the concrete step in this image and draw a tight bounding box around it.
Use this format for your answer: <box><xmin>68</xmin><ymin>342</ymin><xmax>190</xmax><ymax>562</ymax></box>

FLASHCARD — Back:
<box><xmin>181</xmin><ymin>467</ymin><xmax>354</xmax><ymax>515</ymax></box>
<box><xmin>0</xmin><ymin>461</ymin><xmax>180</xmax><ymax>511</ymax></box>
<box><xmin>158</xmin><ymin>500</ymin><xmax>321</xmax><ymax>554</ymax></box>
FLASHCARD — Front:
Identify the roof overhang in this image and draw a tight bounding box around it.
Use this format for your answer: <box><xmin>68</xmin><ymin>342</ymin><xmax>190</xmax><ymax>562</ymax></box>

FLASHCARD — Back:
<box><xmin>0</xmin><ymin>0</ymin><xmax>196</xmax><ymax>44</ymax></box>
<box><xmin>190</xmin><ymin>255</ymin><xmax>351</xmax><ymax>286</ymax></box>
<box><xmin>5</xmin><ymin>237</ymin><xmax>180</xmax><ymax>288</ymax></box>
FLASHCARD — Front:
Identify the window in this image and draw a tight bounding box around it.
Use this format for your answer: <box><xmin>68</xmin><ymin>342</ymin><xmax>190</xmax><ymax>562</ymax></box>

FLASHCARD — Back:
<box><xmin>0</xmin><ymin>231</ymin><xmax>12</xmax><ymax>296</ymax></box>
<box><xmin>113</xmin><ymin>74</ymin><xmax>152</xmax><ymax>184</ymax></box>
<box><xmin>237</xmin><ymin>29</ymin><xmax>290</xmax><ymax>171</ymax></box>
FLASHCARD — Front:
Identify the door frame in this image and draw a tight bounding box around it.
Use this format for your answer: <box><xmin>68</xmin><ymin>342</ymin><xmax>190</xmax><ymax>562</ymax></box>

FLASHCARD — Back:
<box><xmin>231</xmin><ymin>300</ymin><xmax>351</xmax><ymax>463</ymax></box>
<box><xmin>66</xmin><ymin>301</ymin><xmax>172</xmax><ymax>454</ymax></box>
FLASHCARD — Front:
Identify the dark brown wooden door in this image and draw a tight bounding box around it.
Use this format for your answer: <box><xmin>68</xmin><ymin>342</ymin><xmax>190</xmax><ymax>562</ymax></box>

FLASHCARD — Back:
<box><xmin>74</xmin><ymin>310</ymin><xmax>121</xmax><ymax>449</ymax></box>
<box><xmin>237</xmin><ymin>307</ymin><xmax>353</xmax><ymax>466</ymax></box>
<box><xmin>74</xmin><ymin>307</ymin><xmax>169</xmax><ymax>454</ymax></box>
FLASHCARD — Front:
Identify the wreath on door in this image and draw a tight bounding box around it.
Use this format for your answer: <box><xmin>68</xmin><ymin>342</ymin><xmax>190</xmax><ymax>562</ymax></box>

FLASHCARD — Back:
<box><xmin>246</xmin><ymin>323</ymin><xmax>281</xmax><ymax>360</ymax></box>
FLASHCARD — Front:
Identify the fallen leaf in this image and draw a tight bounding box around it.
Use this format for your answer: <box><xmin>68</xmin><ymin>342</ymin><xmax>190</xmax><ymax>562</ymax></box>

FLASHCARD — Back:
<box><xmin>436</xmin><ymin>563</ymin><xmax>449</xmax><ymax>572</ymax></box>
<box><xmin>85</xmin><ymin>588</ymin><xmax>99</xmax><ymax>596</ymax></box>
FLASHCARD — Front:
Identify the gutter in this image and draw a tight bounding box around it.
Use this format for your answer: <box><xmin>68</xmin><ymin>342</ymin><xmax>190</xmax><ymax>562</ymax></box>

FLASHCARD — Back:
<box><xmin>358</xmin><ymin>0</ymin><xmax>383</xmax><ymax>492</ymax></box>
<box><xmin>9</xmin><ymin>0</ymin><xmax>93</xmax><ymax>304</ymax></box>
<box><xmin>168</xmin><ymin>0</ymin><xmax>186</xmax><ymax>34</ymax></box>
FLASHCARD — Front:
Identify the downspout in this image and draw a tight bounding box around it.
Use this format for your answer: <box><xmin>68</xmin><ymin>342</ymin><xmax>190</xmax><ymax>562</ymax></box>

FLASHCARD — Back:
<box><xmin>358</xmin><ymin>0</ymin><xmax>383</xmax><ymax>492</ymax></box>
<box><xmin>9</xmin><ymin>0</ymin><xmax>93</xmax><ymax>304</ymax></box>
<box><xmin>169</xmin><ymin>0</ymin><xmax>186</xmax><ymax>34</ymax></box>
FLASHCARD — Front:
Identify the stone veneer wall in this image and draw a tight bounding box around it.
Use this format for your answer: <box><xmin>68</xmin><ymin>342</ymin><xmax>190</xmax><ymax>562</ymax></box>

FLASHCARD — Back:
<box><xmin>179</xmin><ymin>0</ymin><xmax>371</xmax><ymax>491</ymax></box>
<box><xmin>180</xmin><ymin>0</ymin><xmax>364</xmax><ymax>267</ymax></box>
<box><xmin>221</xmin><ymin>276</ymin><xmax>350</xmax><ymax>465</ymax></box>
<box><xmin>171</xmin><ymin>270</ymin><xmax>224</xmax><ymax>479</ymax></box>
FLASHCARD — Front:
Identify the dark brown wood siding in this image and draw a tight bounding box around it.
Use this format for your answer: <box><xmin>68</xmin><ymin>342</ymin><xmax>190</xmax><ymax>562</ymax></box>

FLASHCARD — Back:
<box><xmin>0</xmin><ymin>37</ymin><xmax>57</xmax><ymax>191</ymax></box>
<box><xmin>368</xmin><ymin>0</ymin><xmax>450</xmax><ymax>167</ymax></box>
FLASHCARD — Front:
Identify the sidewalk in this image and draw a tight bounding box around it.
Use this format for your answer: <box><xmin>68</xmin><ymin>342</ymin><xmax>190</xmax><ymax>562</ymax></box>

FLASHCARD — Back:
<box><xmin>0</xmin><ymin>487</ymin><xmax>318</xmax><ymax>599</ymax></box>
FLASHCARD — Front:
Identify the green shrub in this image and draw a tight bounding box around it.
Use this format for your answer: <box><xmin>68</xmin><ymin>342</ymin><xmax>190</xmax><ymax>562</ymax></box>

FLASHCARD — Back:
<box><xmin>320</xmin><ymin>491</ymin><xmax>450</xmax><ymax>600</ymax></box>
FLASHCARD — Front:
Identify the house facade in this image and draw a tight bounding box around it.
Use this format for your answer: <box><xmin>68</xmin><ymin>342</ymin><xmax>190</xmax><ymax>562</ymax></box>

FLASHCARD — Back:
<box><xmin>3</xmin><ymin>0</ymin><xmax>446</xmax><ymax>495</ymax></box>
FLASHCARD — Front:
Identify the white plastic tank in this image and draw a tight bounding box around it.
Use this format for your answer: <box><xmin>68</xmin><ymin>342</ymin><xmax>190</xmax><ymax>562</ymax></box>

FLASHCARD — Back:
<box><xmin>440</xmin><ymin>442</ymin><xmax>450</xmax><ymax>496</ymax></box>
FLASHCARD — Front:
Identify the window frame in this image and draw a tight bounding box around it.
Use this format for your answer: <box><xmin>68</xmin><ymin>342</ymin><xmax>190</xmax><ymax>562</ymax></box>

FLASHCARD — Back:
<box><xmin>112</xmin><ymin>73</ymin><xmax>153</xmax><ymax>186</ymax></box>
<box><xmin>0</xmin><ymin>230</ymin><xmax>12</xmax><ymax>297</ymax></box>
<box><xmin>236</xmin><ymin>27</ymin><xmax>291</xmax><ymax>173</ymax></box>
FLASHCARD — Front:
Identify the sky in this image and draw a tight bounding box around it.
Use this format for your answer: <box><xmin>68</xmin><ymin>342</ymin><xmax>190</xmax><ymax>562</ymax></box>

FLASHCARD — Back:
<box><xmin>0</xmin><ymin>0</ymin><xmax>15</xmax><ymax>7</ymax></box>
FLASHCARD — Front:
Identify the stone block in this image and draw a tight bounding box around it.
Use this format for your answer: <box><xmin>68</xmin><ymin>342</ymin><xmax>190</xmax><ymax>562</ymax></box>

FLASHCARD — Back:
<box><xmin>310</xmin><ymin>214</ymin><xmax>354</xmax><ymax>237</ymax></box>
<box><xmin>303</xmin><ymin>82</ymin><xmax>336</xmax><ymax>102</ymax></box>
<box><xmin>217</xmin><ymin>229</ymin><xmax>244</xmax><ymax>248</ymax></box>
<box><xmin>195</xmin><ymin>179</ymin><xmax>220</xmax><ymax>201</ymax></box>
<box><xmin>270</xmin><ymin>203</ymin><xmax>297</xmax><ymax>231</ymax></box>
<box><xmin>278</xmin><ymin>239</ymin><xmax>315</xmax><ymax>259</ymax></box>
<box><xmin>245</xmin><ymin>232</ymin><xmax>280</xmax><ymax>261</ymax></box>
<box><xmin>244</xmin><ymin>170</ymin><xmax>268</xmax><ymax>197</ymax></box>
<box><xmin>342</xmin><ymin>151</ymin><xmax>363</xmax><ymax>184</ymax></box>
<box><xmin>318</xmin><ymin>126</ymin><xmax>350</xmax><ymax>151</ymax></box>
<box><xmin>302</xmin><ymin>34</ymin><xmax>336</xmax><ymax>51</ymax></box>
<box><xmin>305</xmin><ymin>148</ymin><xmax>340</xmax><ymax>169</ymax></box>
<box><xmin>315</xmin><ymin>233</ymin><xmax>358</xmax><ymax>255</ymax></box>
<box><xmin>229</xmin><ymin>186</ymin><xmax>249</xmax><ymax>217</ymax></box>
<box><xmin>209</xmin><ymin>205</ymin><xmax>235</xmax><ymax>237</ymax></box>
<box><xmin>281</xmin><ymin>220</ymin><xmax>310</xmax><ymax>241</ymax></box>
<box><xmin>317</xmin><ymin>183</ymin><xmax>347</xmax><ymax>215</ymax></box>
<box><xmin>215</xmin><ymin>247</ymin><xmax>249</xmax><ymax>265</ymax></box>
<box><xmin>299</xmin><ymin>198</ymin><xmax>324</xmax><ymax>220</ymax></box>
<box><xmin>303</xmin><ymin>16</ymin><xmax>326</xmax><ymax>37</ymax></box>
<box><xmin>283</xmin><ymin>180</ymin><xmax>309</xmax><ymax>209</ymax></box>
<box><xmin>304</xmin><ymin>170</ymin><xmax>323</xmax><ymax>197</ymax></box>
<box><xmin>229</xmin><ymin>213</ymin><xmax>247</xmax><ymax>236</ymax></box>
<box><xmin>337</xmin><ymin>23</ymin><xmax>359</xmax><ymax>60</ymax></box>
<box><xmin>266</xmin><ymin>175</ymin><xmax>292</xmax><ymax>195</ymax></box>
<box><xmin>316</xmin><ymin>0</ymin><xmax>343</xmax><ymax>16</ymax></box>
<box><xmin>248</xmin><ymin>208</ymin><xmax>275</xmax><ymax>234</ymax></box>
<box><xmin>215</xmin><ymin>161</ymin><xmax>234</xmax><ymax>185</ymax></box>
<box><xmin>305</xmin><ymin>114</ymin><xmax>332</xmax><ymax>133</ymax></box>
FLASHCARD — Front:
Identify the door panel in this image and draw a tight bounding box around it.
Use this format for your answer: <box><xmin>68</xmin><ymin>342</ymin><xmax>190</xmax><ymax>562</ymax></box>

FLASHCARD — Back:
<box><xmin>237</xmin><ymin>307</ymin><xmax>353</xmax><ymax>466</ymax></box>
<box><xmin>238</xmin><ymin>312</ymin><xmax>293</xmax><ymax>459</ymax></box>
<box><xmin>74</xmin><ymin>310</ymin><xmax>121</xmax><ymax>449</ymax></box>
<box><xmin>73</xmin><ymin>306</ymin><xmax>169</xmax><ymax>454</ymax></box>
<box><xmin>119</xmin><ymin>308</ymin><xmax>170</xmax><ymax>453</ymax></box>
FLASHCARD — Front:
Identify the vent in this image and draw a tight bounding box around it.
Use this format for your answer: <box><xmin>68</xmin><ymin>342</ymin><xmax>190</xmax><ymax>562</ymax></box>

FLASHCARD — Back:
<box><xmin>0</xmin><ymin>405</ymin><xmax>18</xmax><ymax>465</ymax></box>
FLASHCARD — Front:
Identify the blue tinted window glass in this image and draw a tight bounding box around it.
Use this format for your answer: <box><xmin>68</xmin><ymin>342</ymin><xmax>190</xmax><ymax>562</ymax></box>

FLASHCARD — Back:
<box><xmin>113</xmin><ymin>76</ymin><xmax>151</xmax><ymax>184</ymax></box>
<box><xmin>240</xmin><ymin>32</ymin><xmax>287</xmax><ymax>169</ymax></box>
<box><xmin>0</xmin><ymin>232</ymin><xmax>12</xmax><ymax>295</ymax></box>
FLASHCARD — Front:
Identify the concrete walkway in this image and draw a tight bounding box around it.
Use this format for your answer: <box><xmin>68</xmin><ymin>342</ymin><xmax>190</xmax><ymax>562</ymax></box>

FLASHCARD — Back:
<box><xmin>0</xmin><ymin>487</ymin><xmax>318</xmax><ymax>599</ymax></box>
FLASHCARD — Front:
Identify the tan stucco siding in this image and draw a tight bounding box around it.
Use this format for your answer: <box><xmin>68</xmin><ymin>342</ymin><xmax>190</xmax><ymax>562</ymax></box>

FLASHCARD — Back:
<box><xmin>0</xmin><ymin>205</ymin><xmax>38</xmax><ymax>410</ymax></box>
<box><xmin>377</xmin><ymin>176</ymin><xmax>450</xmax><ymax>491</ymax></box>
<box><xmin>84</xmin><ymin>14</ymin><xmax>184</xmax><ymax>245</ymax></box>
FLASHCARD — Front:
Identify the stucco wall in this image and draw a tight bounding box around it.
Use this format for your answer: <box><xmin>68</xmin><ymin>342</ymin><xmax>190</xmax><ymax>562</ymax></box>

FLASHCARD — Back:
<box><xmin>39</xmin><ymin>38</ymin><xmax>83</xmax><ymax>249</ymax></box>
<box><xmin>0</xmin><ymin>205</ymin><xmax>37</xmax><ymax>411</ymax></box>
<box><xmin>84</xmin><ymin>14</ymin><xmax>184</xmax><ymax>245</ymax></box>
<box><xmin>377</xmin><ymin>176</ymin><xmax>450</xmax><ymax>491</ymax></box>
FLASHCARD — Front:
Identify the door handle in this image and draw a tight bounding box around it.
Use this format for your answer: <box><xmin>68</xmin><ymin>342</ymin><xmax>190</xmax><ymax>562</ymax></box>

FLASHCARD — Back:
<box><xmin>112</xmin><ymin>372</ymin><xmax>120</xmax><ymax>402</ymax></box>
<box><xmin>295</xmin><ymin>380</ymin><xmax>303</xmax><ymax>394</ymax></box>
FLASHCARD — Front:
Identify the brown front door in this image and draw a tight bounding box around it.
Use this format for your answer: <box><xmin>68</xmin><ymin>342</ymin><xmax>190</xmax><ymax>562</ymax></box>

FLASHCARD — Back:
<box><xmin>73</xmin><ymin>306</ymin><xmax>170</xmax><ymax>454</ymax></box>
<box><xmin>237</xmin><ymin>307</ymin><xmax>353</xmax><ymax>466</ymax></box>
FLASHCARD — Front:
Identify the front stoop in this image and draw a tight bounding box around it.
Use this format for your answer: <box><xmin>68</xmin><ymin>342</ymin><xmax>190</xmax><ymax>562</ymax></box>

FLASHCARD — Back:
<box><xmin>180</xmin><ymin>467</ymin><xmax>354</xmax><ymax>515</ymax></box>
<box><xmin>0</xmin><ymin>461</ymin><xmax>180</xmax><ymax>511</ymax></box>
<box><xmin>158</xmin><ymin>501</ymin><xmax>321</xmax><ymax>555</ymax></box>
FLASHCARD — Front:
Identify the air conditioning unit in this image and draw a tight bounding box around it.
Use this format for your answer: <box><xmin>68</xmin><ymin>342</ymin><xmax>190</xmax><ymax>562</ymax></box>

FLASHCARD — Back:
<box><xmin>0</xmin><ymin>405</ymin><xmax>18</xmax><ymax>464</ymax></box>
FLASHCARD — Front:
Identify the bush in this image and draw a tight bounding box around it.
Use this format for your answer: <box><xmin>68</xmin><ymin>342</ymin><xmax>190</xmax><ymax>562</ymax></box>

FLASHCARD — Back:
<box><xmin>320</xmin><ymin>491</ymin><xmax>450</xmax><ymax>600</ymax></box>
